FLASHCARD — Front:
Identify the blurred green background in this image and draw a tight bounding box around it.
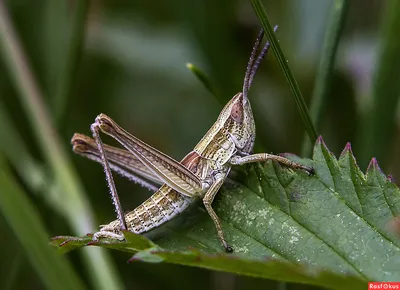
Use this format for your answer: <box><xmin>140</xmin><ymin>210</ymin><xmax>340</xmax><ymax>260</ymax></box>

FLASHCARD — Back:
<box><xmin>1</xmin><ymin>0</ymin><xmax>399</xmax><ymax>289</ymax></box>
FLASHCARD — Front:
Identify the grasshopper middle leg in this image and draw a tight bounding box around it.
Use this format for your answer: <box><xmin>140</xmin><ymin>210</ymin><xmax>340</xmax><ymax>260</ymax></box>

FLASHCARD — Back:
<box><xmin>230</xmin><ymin>153</ymin><xmax>314</xmax><ymax>175</ymax></box>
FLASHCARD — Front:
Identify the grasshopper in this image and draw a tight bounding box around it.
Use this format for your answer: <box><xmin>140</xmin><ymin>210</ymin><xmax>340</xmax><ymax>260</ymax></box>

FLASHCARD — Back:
<box><xmin>71</xmin><ymin>29</ymin><xmax>314</xmax><ymax>252</ymax></box>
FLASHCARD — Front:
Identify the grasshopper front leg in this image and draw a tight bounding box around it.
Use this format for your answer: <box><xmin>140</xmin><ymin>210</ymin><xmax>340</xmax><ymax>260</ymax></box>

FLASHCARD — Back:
<box><xmin>202</xmin><ymin>174</ymin><xmax>232</xmax><ymax>252</ymax></box>
<box><xmin>230</xmin><ymin>153</ymin><xmax>314</xmax><ymax>175</ymax></box>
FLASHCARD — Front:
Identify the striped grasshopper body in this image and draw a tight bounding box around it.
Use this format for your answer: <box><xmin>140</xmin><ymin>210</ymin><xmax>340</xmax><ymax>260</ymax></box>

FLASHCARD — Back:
<box><xmin>72</xmin><ymin>29</ymin><xmax>313</xmax><ymax>252</ymax></box>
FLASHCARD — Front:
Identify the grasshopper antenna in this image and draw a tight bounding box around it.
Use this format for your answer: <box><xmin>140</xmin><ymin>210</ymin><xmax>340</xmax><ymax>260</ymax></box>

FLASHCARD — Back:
<box><xmin>243</xmin><ymin>29</ymin><xmax>264</xmax><ymax>99</ymax></box>
<box><xmin>243</xmin><ymin>25</ymin><xmax>279</xmax><ymax>97</ymax></box>
<box><xmin>248</xmin><ymin>25</ymin><xmax>278</xmax><ymax>87</ymax></box>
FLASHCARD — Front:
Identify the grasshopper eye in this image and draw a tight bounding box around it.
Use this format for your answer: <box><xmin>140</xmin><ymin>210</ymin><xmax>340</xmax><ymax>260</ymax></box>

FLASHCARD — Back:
<box><xmin>230</xmin><ymin>103</ymin><xmax>243</xmax><ymax>123</ymax></box>
<box><xmin>230</xmin><ymin>96</ymin><xmax>244</xmax><ymax>123</ymax></box>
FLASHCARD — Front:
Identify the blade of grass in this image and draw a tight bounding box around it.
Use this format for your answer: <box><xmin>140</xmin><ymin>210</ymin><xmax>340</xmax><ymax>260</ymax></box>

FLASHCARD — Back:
<box><xmin>43</xmin><ymin>0</ymin><xmax>68</xmax><ymax>100</ymax></box>
<box><xmin>250</xmin><ymin>0</ymin><xmax>318</xmax><ymax>144</ymax></box>
<box><xmin>52</xmin><ymin>0</ymin><xmax>89</xmax><ymax>123</ymax></box>
<box><xmin>186</xmin><ymin>62</ymin><xmax>222</xmax><ymax>103</ymax></box>
<box><xmin>0</xmin><ymin>2</ymin><xmax>123</xmax><ymax>289</ymax></box>
<box><xmin>0</xmin><ymin>102</ymin><xmax>49</xmax><ymax>193</ymax></box>
<box><xmin>0</xmin><ymin>154</ymin><xmax>85</xmax><ymax>290</ymax></box>
<box><xmin>357</xmin><ymin>0</ymin><xmax>400</xmax><ymax>169</ymax></box>
<box><xmin>301</xmin><ymin>0</ymin><xmax>349</xmax><ymax>156</ymax></box>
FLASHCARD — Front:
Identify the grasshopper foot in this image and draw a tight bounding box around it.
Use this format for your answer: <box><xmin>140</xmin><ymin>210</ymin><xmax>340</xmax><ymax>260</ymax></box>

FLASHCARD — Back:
<box><xmin>93</xmin><ymin>230</ymin><xmax>125</xmax><ymax>241</ymax></box>
<box><xmin>225</xmin><ymin>245</ymin><xmax>234</xmax><ymax>253</ymax></box>
<box><xmin>223</xmin><ymin>242</ymin><xmax>234</xmax><ymax>253</ymax></box>
<box><xmin>306</xmin><ymin>167</ymin><xmax>315</xmax><ymax>176</ymax></box>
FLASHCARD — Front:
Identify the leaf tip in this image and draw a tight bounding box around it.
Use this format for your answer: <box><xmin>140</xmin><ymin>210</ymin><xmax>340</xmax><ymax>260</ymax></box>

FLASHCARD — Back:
<box><xmin>367</xmin><ymin>157</ymin><xmax>384</xmax><ymax>175</ymax></box>
<box><xmin>366</xmin><ymin>159</ymin><xmax>396</xmax><ymax>182</ymax></box>
<box><xmin>316</xmin><ymin>135</ymin><xmax>325</xmax><ymax>145</ymax></box>
<box><xmin>186</xmin><ymin>62</ymin><xmax>194</xmax><ymax>70</ymax></box>
<box><xmin>340</xmin><ymin>142</ymin><xmax>353</xmax><ymax>157</ymax></box>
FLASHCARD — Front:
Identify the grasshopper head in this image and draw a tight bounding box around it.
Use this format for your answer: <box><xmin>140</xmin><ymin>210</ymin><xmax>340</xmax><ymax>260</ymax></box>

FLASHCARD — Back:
<box><xmin>222</xmin><ymin>91</ymin><xmax>255</xmax><ymax>154</ymax></box>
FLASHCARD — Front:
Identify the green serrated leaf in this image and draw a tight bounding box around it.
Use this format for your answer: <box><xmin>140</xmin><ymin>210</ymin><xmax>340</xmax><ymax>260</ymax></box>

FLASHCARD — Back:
<box><xmin>52</xmin><ymin>138</ymin><xmax>400</xmax><ymax>289</ymax></box>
